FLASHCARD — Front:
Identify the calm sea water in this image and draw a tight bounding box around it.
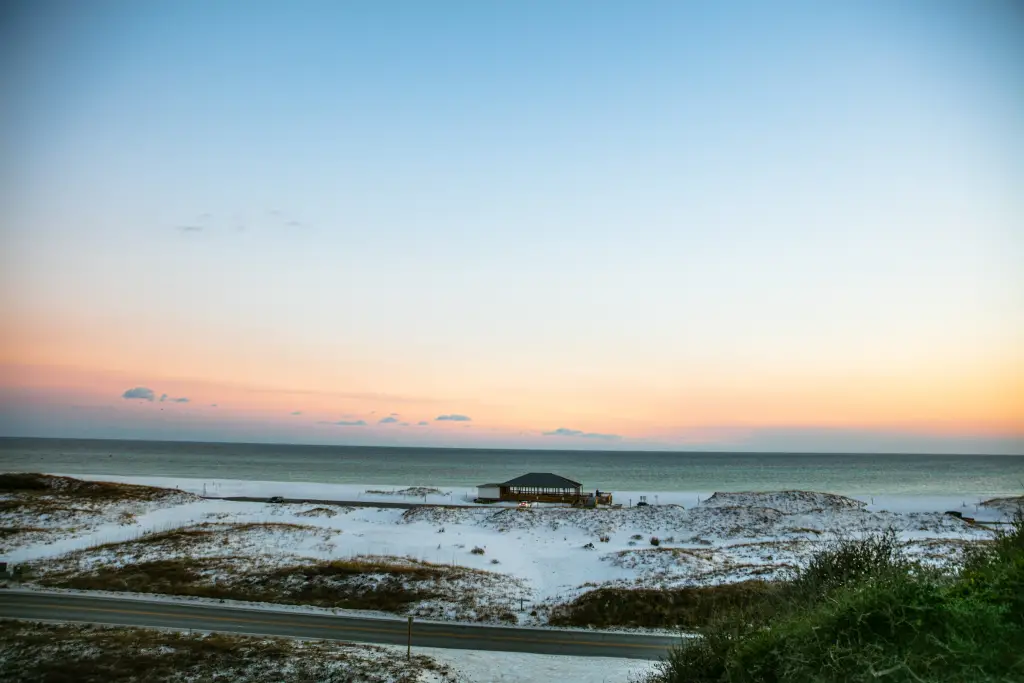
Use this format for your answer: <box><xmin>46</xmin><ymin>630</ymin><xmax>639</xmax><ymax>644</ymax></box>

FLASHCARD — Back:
<box><xmin>2</xmin><ymin>437</ymin><xmax>1022</xmax><ymax>498</ymax></box>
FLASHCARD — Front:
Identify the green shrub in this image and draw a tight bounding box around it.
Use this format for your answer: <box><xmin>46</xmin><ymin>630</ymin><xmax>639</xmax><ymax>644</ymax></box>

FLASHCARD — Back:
<box><xmin>644</xmin><ymin>527</ymin><xmax>1024</xmax><ymax>683</ymax></box>
<box><xmin>794</xmin><ymin>527</ymin><xmax>907</xmax><ymax>596</ymax></box>
<box><xmin>955</xmin><ymin>508</ymin><xmax>1024</xmax><ymax>624</ymax></box>
<box><xmin>549</xmin><ymin>582</ymin><xmax>779</xmax><ymax>629</ymax></box>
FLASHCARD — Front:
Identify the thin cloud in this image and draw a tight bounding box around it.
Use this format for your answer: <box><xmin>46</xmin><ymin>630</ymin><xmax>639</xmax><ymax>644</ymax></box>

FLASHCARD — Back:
<box><xmin>417</xmin><ymin>421</ymin><xmax>429</xmax><ymax>426</ymax></box>
<box><xmin>399</xmin><ymin>422</ymin><xmax>410</xmax><ymax>427</ymax></box>
<box><xmin>122</xmin><ymin>387</ymin><xmax>155</xmax><ymax>401</ymax></box>
<box><xmin>543</xmin><ymin>427</ymin><xmax>622</xmax><ymax>440</ymax></box>
<box><xmin>239</xmin><ymin>385</ymin><xmax>445</xmax><ymax>405</ymax></box>
<box><xmin>378</xmin><ymin>416</ymin><xmax>399</xmax><ymax>424</ymax></box>
<box><xmin>435</xmin><ymin>414</ymin><xmax>471</xmax><ymax>422</ymax></box>
<box><xmin>332</xmin><ymin>420</ymin><xmax>367</xmax><ymax>427</ymax></box>
<box><xmin>291</xmin><ymin>411</ymin><xmax>303</xmax><ymax>416</ymax></box>
<box><xmin>390</xmin><ymin>413</ymin><xmax>400</xmax><ymax>417</ymax></box>
<box><xmin>210</xmin><ymin>404</ymin><xmax>218</xmax><ymax>407</ymax></box>
<box><xmin>159</xmin><ymin>394</ymin><xmax>168</xmax><ymax>402</ymax></box>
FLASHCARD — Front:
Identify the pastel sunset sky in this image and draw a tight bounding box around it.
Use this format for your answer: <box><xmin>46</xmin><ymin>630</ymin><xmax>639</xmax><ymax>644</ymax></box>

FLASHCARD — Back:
<box><xmin>1</xmin><ymin>1</ymin><xmax>1021</xmax><ymax>452</ymax></box>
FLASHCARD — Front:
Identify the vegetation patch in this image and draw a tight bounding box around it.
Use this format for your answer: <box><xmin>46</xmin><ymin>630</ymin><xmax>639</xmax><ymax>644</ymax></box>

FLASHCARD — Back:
<box><xmin>296</xmin><ymin>506</ymin><xmax>339</xmax><ymax>518</ymax></box>
<box><xmin>34</xmin><ymin>549</ymin><xmax>528</xmax><ymax>622</ymax></box>
<box><xmin>366</xmin><ymin>487</ymin><xmax>445</xmax><ymax>497</ymax></box>
<box><xmin>0</xmin><ymin>620</ymin><xmax>456</xmax><ymax>682</ymax></box>
<box><xmin>0</xmin><ymin>473</ymin><xmax>192</xmax><ymax>503</ymax></box>
<box><xmin>548</xmin><ymin>581</ymin><xmax>780</xmax><ymax>629</ymax></box>
<box><xmin>0</xmin><ymin>474</ymin><xmax>196</xmax><ymax>553</ymax></box>
<box><xmin>640</xmin><ymin>520</ymin><xmax>1024</xmax><ymax>683</ymax></box>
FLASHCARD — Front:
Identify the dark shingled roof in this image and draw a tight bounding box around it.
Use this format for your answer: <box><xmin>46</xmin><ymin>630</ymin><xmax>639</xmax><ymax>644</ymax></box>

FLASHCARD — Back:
<box><xmin>500</xmin><ymin>473</ymin><xmax>582</xmax><ymax>488</ymax></box>
<box><xmin>477</xmin><ymin>483</ymin><xmax>503</xmax><ymax>488</ymax></box>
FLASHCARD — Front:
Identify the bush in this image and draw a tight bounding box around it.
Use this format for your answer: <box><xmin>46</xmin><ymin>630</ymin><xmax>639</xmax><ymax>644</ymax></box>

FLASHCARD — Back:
<box><xmin>956</xmin><ymin>508</ymin><xmax>1024</xmax><ymax>624</ymax></box>
<box><xmin>599</xmin><ymin>535</ymin><xmax>610</xmax><ymax>543</ymax></box>
<box><xmin>631</xmin><ymin>534</ymin><xmax>643</xmax><ymax>540</ymax></box>
<box><xmin>549</xmin><ymin>582</ymin><xmax>778</xmax><ymax>629</ymax></box>
<box><xmin>470</xmin><ymin>547</ymin><xmax>485</xmax><ymax>555</ymax></box>
<box><xmin>0</xmin><ymin>473</ymin><xmax>49</xmax><ymax>492</ymax></box>
<box><xmin>650</xmin><ymin>536</ymin><xmax>660</xmax><ymax>546</ymax></box>
<box><xmin>795</xmin><ymin>527</ymin><xmax>907</xmax><ymax>596</ymax></box>
<box><xmin>643</xmin><ymin>526</ymin><xmax>1024</xmax><ymax>683</ymax></box>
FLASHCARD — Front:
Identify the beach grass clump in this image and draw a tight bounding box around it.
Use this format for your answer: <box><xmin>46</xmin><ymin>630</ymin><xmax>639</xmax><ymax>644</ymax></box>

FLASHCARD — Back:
<box><xmin>642</xmin><ymin>513</ymin><xmax>1024</xmax><ymax>683</ymax></box>
<box><xmin>793</xmin><ymin>527</ymin><xmax>907</xmax><ymax>596</ymax></box>
<box><xmin>548</xmin><ymin>581</ymin><xmax>779</xmax><ymax>629</ymax></box>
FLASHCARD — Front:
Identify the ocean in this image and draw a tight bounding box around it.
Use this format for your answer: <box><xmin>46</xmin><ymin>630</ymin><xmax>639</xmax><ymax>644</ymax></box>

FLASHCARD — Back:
<box><xmin>1</xmin><ymin>437</ymin><xmax>1022</xmax><ymax>498</ymax></box>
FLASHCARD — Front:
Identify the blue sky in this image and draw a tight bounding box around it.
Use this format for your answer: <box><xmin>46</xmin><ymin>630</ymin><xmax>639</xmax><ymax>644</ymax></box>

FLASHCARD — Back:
<box><xmin>1</xmin><ymin>1</ymin><xmax>1022</xmax><ymax>452</ymax></box>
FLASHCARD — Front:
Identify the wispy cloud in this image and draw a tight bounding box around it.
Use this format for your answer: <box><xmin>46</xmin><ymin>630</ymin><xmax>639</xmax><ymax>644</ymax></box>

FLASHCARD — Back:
<box><xmin>399</xmin><ymin>422</ymin><xmax>410</xmax><ymax>427</ymax></box>
<box><xmin>543</xmin><ymin>427</ymin><xmax>622</xmax><ymax>440</ymax></box>
<box><xmin>291</xmin><ymin>411</ymin><xmax>303</xmax><ymax>415</ymax></box>
<box><xmin>331</xmin><ymin>420</ymin><xmax>367</xmax><ymax>427</ymax></box>
<box><xmin>435</xmin><ymin>414</ymin><xmax>471</xmax><ymax>422</ymax></box>
<box><xmin>210</xmin><ymin>404</ymin><xmax>217</xmax><ymax>408</ymax></box>
<box><xmin>159</xmin><ymin>393</ymin><xmax>189</xmax><ymax>403</ymax></box>
<box><xmin>122</xmin><ymin>387</ymin><xmax>155</xmax><ymax>401</ymax></box>
<box><xmin>231</xmin><ymin>384</ymin><xmax>445</xmax><ymax>405</ymax></box>
<box><xmin>417</xmin><ymin>421</ymin><xmax>429</xmax><ymax>426</ymax></box>
<box><xmin>378</xmin><ymin>416</ymin><xmax>399</xmax><ymax>424</ymax></box>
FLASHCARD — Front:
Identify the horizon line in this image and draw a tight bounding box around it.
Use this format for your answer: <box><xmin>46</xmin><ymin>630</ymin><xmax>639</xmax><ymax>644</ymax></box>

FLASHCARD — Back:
<box><xmin>0</xmin><ymin>434</ymin><xmax>1020</xmax><ymax>457</ymax></box>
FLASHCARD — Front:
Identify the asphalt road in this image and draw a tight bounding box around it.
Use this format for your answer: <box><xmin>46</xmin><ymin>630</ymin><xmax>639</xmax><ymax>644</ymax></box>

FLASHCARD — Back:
<box><xmin>0</xmin><ymin>591</ymin><xmax>679</xmax><ymax>660</ymax></box>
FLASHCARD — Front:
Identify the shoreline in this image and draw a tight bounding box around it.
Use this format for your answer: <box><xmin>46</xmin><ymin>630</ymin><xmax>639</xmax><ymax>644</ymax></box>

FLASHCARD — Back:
<box><xmin>45</xmin><ymin>472</ymin><xmax>1013</xmax><ymax>520</ymax></box>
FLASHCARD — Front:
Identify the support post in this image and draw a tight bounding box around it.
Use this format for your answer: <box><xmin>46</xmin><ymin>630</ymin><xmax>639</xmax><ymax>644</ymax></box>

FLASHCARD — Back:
<box><xmin>407</xmin><ymin>616</ymin><xmax>413</xmax><ymax>660</ymax></box>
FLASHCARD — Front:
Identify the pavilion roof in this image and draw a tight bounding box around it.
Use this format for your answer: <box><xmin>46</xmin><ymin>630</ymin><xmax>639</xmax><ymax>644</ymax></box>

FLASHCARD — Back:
<box><xmin>499</xmin><ymin>473</ymin><xmax>582</xmax><ymax>488</ymax></box>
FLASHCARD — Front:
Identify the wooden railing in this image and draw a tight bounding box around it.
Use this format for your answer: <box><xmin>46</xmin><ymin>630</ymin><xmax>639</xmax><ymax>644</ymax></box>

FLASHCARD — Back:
<box><xmin>500</xmin><ymin>492</ymin><xmax>581</xmax><ymax>504</ymax></box>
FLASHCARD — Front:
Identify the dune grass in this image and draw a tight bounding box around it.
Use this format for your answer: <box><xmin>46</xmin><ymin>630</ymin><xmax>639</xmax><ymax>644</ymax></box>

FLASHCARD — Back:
<box><xmin>549</xmin><ymin>581</ymin><xmax>780</xmax><ymax>629</ymax></box>
<box><xmin>640</xmin><ymin>517</ymin><xmax>1024</xmax><ymax>683</ymax></box>
<box><xmin>38</xmin><ymin>556</ymin><xmax>447</xmax><ymax>612</ymax></box>
<box><xmin>0</xmin><ymin>472</ymin><xmax>187</xmax><ymax>503</ymax></box>
<box><xmin>0</xmin><ymin>621</ymin><xmax>454</xmax><ymax>683</ymax></box>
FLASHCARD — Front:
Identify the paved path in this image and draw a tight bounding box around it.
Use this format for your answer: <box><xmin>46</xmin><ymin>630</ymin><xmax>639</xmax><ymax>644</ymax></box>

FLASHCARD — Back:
<box><xmin>0</xmin><ymin>591</ymin><xmax>679</xmax><ymax>660</ymax></box>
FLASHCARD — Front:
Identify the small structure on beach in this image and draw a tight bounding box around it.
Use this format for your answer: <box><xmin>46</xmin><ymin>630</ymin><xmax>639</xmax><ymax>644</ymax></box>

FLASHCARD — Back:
<box><xmin>476</xmin><ymin>483</ymin><xmax>503</xmax><ymax>500</ymax></box>
<box><xmin>476</xmin><ymin>473</ymin><xmax>612</xmax><ymax>505</ymax></box>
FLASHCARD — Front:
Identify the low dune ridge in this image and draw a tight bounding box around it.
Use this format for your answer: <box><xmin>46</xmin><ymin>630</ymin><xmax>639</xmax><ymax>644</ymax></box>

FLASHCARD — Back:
<box><xmin>700</xmin><ymin>491</ymin><xmax>866</xmax><ymax>514</ymax></box>
<box><xmin>980</xmin><ymin>495</ymin><xmax>1024</xmax><ymax>515</ymax></box>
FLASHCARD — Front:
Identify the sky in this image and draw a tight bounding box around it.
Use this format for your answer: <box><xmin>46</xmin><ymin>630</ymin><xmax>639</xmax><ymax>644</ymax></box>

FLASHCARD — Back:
<box><xmin>1</xmin><ymin>1</ymin><xmax>1022</xmax><ymax>453</ymax></box>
